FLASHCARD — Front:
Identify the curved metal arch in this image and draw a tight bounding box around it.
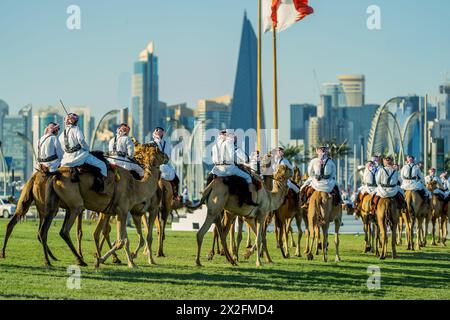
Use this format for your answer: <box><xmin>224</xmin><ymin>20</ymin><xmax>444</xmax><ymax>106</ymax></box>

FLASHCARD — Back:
<box><xmin>367</xmin><ymin>97</ymin><xmax>406</xmax><ymax>161</ymax></box>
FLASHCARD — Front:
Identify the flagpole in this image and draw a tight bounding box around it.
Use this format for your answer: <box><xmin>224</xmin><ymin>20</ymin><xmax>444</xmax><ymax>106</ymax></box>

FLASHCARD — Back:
<box><xmin>257</xmin><ymin>0</ymin><xmax>262</xmax><ymax>151</ymax></box>
<box><xmin>272</xmin><ymin>27</ymin><xmax>278</xmax><ymax>149</ymax></box>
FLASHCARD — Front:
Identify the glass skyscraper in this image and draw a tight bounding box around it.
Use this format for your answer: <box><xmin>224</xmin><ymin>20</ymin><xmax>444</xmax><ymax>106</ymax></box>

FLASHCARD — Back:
<box><xmin>131</xmin><ymin>42</ymin><xmax>159</xmax><ymax>143</ymax></box>
<box><xmin>230</xmin><ymin>12</ymin><xmax>264</xmax><ymax>135</ymax></box>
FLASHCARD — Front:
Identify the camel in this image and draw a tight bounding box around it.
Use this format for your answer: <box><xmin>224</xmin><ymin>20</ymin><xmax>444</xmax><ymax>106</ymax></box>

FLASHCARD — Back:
<box><xmin>0</xmin><ymin>171</ymin><xmax>96</xmax><ymax>263</ymax></box>
<box><xmin>355</xmin><ymin>193</ymin><xmax>377</xmax><ymax>254</ymax></box>
<box><xmin>403</xmin><ymin>190</ymin><xmax>430</xmax><ymax>250</ymax></box>
<box><xmin>426</xmin><ymin>180</ymin><xmax>448</xmax><ymax>246</ymax></box>
<box><xmin>189</xmin><ymin>164</ymin><xmax>291</xmax><ymax>267</ymax></box>
<box><xmin>304</xmin><ymin>190</ymin><xmax>342</xmax><ymax>262</ymax></box>
<box><xmin>41</xmin><ymin>142</ymin><xmax>168</xmax><ymax>268</ymax></box>
<box><xmin>375</xmin><ymin>197</ymin><xmax>399</xmax><ymax>259</ymax></box>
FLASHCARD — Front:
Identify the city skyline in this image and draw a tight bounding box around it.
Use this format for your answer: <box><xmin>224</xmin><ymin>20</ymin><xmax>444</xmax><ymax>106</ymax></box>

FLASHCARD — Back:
<box><xmin>1</xmin><ymin>0</ymin><xmax>450</xmax><ymax>143</ymax></box>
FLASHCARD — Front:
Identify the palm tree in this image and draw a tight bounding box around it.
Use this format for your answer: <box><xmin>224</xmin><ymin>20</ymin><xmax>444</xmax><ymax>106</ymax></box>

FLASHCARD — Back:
<box><xmin>315</xmin><ymin>138</ymin><xmax>350</xmax><ymax>160</ymax></box>
<box><xmin>279</xmin><ymin>143</ymin><xmax>305</xmax><ymax>166</ymax></box>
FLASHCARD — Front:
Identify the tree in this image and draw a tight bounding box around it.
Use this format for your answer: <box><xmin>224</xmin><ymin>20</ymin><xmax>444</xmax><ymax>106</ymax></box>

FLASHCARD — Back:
<box><xmin>315</xmin><ymin>138</ymin><xmax>350</xmax><ymax>160</ymax></box>
<box><xmin>279</xmin><ymin>143</ymin><xmax>304</xmax><ymax>165</ymax></box>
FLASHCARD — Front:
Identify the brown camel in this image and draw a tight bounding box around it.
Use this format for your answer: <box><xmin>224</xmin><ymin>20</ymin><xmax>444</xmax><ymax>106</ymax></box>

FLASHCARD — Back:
<box><xmin>355</xmin><ymin>193</ymin><xmax>377</xmax><ymax>254</ymax></box>
<box><xmin>0</xmin><ymin>171</ymin><xmax>92</xmax><ymax>262</ymax></box>
<box><xmin>403</xmin><ymin>190</ymin><xmax>430</xmax><ymax>250</ymax></box>
<box><xmin>189</xmin><ymin>164</ymin><xmax>291</xmax><ymax>267</ymax></box>
<box><xmin>426</xmin><ymin>180</ymin><xmax>448</xmax><ymax>246</ymax></box>
<box><xmin>375</xmin><ymin>197</ymin><xmax>399</xmax><ymax>259</ymax></box>
<box><xmin>42</xmin><ymin>142</ymin><xmax>168</xmax><ymax>268</ymax></box>
<box><xmin>305</xmin><ymin>190</ymin><xmax>342</xmax><ymax>262</ymax></box>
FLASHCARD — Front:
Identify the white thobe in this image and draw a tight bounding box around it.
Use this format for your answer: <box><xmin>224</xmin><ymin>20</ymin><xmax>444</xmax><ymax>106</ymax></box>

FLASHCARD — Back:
<box><xmin>211</xmin><ymin>146</ymin><xmax>252</xmax><ymax>184</ymax></box>
<box><xmin>37</xmin><ymin>134</ymin><xmax>63</xmax><ymax>172</ymax></box>
<box><xmin>307</xmin><ymin>157</ymin><xmax>337</xmax><ymax>193</ymax></box>
<box><xmin>375</xmin><ymin>167</ymin><xmax>399</xmax><ymax>198</ymax></box>
<box><xmin>153</xmin><ymin>137</ymin><xmax>175</xmax><ymax>181</ymax></box>
<box><xmin>400</xmin><ymin>163</ymin><xmax>425</xmax><ymax>191</ymax></box>
<box><xmin>59</xmin><ymin>125</ymin><xmax>107</xmax><ymax>176</ymax></box>
<box><xmin>108</xmin><ymin>135</ymin><xmax>144</xmax><ymax>177</ymax></box>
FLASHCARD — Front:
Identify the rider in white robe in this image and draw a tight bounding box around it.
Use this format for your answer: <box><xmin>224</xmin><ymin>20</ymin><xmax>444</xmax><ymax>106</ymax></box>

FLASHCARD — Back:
<box><xmin>59</xmin><ymin>113</ymin><xmax>107</xmax><ymax>177</ymax></box>
<box><xmin>37</xmin><ymin>122</ymin><xmax>63</xmax><ymax>173</ymax></box>
<box><xmin>272</xmin><ymin>147</ymin><xmax>300</xmax><ymax>193</ymax></box>
<box><xmin>108</xmin><ymin>124</ymin><xmax>144</xmax><ymax>177</ymax></box>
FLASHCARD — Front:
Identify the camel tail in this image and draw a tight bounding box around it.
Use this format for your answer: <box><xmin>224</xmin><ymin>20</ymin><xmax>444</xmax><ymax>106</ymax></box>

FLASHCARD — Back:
<box><xmin>13</xmin><ymin>173</ymin><xmax>38</xmax><ymax>221</ymax></box>
<box><xmin>406</xmin><ymin>192</ymin><xmax>414</xmax><ymax>217</ymax></box>
<box><xmin>186</xmin><ymin>181</ymin><xmax>214</xmax><ymax>213</ymax></box>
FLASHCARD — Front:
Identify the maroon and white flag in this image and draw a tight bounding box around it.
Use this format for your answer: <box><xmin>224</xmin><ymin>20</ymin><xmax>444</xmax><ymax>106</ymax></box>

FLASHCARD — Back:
<box><xmin>263</xmin><ymin>0</ymin><xmax>314</xmax><ymax>32</ymax></box>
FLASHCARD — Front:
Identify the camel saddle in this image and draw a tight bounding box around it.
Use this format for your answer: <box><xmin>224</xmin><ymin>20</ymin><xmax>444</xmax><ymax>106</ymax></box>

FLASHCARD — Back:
<box><xmin>301</xmin><ymin>185</ymin><xmax>342</xmax><ymax>208</ymax></box>
<box><xmin>371</xmin><ymin>192</ymin><xmax>406</xmax><ymax>214</ymax></box>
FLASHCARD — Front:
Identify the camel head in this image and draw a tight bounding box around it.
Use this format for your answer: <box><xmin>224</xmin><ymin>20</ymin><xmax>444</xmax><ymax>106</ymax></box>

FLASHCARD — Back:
<box><xmin>134</xmin><ymin>142</ymin><xmax>169</xmax><ymax>169</ymax></box>
<box><xmin>426</xmin><ymin>180</ymin><xmax>438</xmax><ymax>192</ymax></box>
<box><xmin>274</xmin><ymin>164</ymin><xmax>292</xmax><ymax>182</ymax></box>
<box><xmin>260</xmin><ymin>152</ymin><xmax>273</xmax><ymax>171</ymax></box>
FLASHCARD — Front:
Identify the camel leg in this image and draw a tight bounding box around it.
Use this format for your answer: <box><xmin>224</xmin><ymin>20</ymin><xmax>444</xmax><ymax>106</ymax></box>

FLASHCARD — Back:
<box><xmin>415</xmin><ymin>219</ymin><xmax>421</xmax><ymax>251</ymax></box>
<box><xmin>289</xmin><ymin>224</ymin><xmax>296</xmax><ymax>248</ymax></box>
<box><xmin>196</xmin><ymin>211</ymin><xmax>217</xmax><ymax>267</ymax></box>
<box><xmin>306</xmin><ymin>214</ymin><xmax>316</xmax><ymax>261</ymax></box>
<box><xmin>255</xmin><ymin>213</ymin><xmax>264</xmax><ymax>267</ymax></box>
<box><xmin>314</xmin><ymin>226</ymin><xmax>321</xmax><ymax>256</ymax></box>
<box><xmin>93</xmin><ymin>213</ymin><xmax>108</xmax><ymax>258</ymax></box>
<box><xmin>283</xmin><ymin>219</ymin><xmax>290</xmax><ymax>258</ymax></box>
<box><xmin>76</xmin><ymin>213</ymin><xmax>83</xmax><ymax>259</ymax></box>
<box><xmin>363</xmin><ymin>217</ymin><xmax>371</xmax><ymax>253</ymax></box>
<box><xmin>294</xmin><ymin>214</ymin><xmax>302</xmax><ymax>257</ymax></box>
<box><xmin>229</xmin><ymin>216</ymin><xmax>237</xmax><ymax>258</ymax></box>
<box><xmin>391</xmin><ymin>221</ymin><xmax>398</xmax><ymax>259</ymax></box>
<box><xmin>156</xmin><ymin>212</ymin><xmax>167</xmax><ymax>257</ymax></box>
<box><xmin>144</xmin><ymin>207</ymin><xmax>158</xmax><ymax>265</ymax></box>
<box><xmin>131</xmin><ymin>213</ymin><xmax>146</xmax><ymax>259</ymax></box>
<box><xmin>431</xmin><ymin>216</ymin><xmax>437</xmax><ymax>245</ymax></box>
<box><xmin>322</xmin><ymin>223</ymin><xmax>329</xmax><ymax>262</ymax></box>
<box><xmin>441</xmin><ymin>217</ymin><xmax>447</xmax><ymax>246</ymax></box>
<box><xmin>59</xmin><ymin>209</ymin><xmax>88</xmax><ymax>266</ymax></box>
<box><xmin>245</xmin><ymin>222</ymin><xmax>252</xmax><ymax>248</ymax></box>
<box><xmin>117</xmin><ymin>212</ymin><xmax>136</xmax><ymax>268</ymax></box>
<box><xmin>334</xmin><ymin>218</ymin><xmax>341</xmax><ymax>262</ymax></box>
<box><xmin>379</xmin><ymin>221</ymin><xmax>387</xmax><ymax>260</ymax></box>
<box><xmin>214</xmin><ymin>216</ymin><xmax>237</xmax><ymax>266</ymax></box>
<box><xmin>208</xmin><ymin>226</ymin><xmax>219</xmax><ymax>261</ymax></box>
<box><xmin>235</xmin><ymin>217</ymin><xmax>244</xmax><ymax>261</ymax></box>
<box><xmin>397</xmin><ymin>216</ymin><xmax>403</xmax><ymax>245</ymax></box>
<box><xmin>275</xmin><ymin>214</ymin><xmax>287</xmax><ymax>258</ymax></box>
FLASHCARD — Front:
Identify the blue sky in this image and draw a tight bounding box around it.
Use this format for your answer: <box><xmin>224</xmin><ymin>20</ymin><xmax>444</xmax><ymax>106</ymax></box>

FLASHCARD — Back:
<box><xmin>1</xmin><ymin>0</ymin><xmax>449</xmax><ymax>143</ymax></box>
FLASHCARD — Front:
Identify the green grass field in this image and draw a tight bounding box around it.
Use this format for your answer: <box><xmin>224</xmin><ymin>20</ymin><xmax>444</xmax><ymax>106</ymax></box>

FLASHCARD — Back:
<box><xmin>0</xmin><ymin>219</ymin><xmax>449</xmax><ymax>300</ymax></box>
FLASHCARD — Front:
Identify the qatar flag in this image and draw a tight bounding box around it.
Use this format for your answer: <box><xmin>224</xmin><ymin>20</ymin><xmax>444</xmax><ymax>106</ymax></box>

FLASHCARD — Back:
<box><xmin>263</xmin><ymin>0</ymin><xmax>314</xmax><ymax>32</ymax></box>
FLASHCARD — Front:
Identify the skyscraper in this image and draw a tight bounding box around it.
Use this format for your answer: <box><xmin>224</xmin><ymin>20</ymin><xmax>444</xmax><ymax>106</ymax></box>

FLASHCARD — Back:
<box><xmin>72</xmin><ymin>106</ymin><xmax>94</xmax><ymax>144</ymax></box>
<box><xmin>131</xmin><ymin>42</ymin><xmax>159</xmax><ymax>142</ymax></box>
<box><xmin>3</xmin><ymin>105</ymin><xmax>33</xmax><ymax>183</ymax></box>
<box><xmin>32</xmin><ymin>106</ymin><xmax>64</xmax><ymax>149</ymax></box>
<box><xmin>338</xmin><ymin>74</ymin><xmax>365</xmax><ymax>107</ymax></box>
<box><xmin>290</xmin><ymin>103</ymin><xmax>316</xmax><ymax>147</ymax></box>
<box><xmin>230</xmin><ymin>12</ymin><xmax>264</xmax><ymax>133</ymax></box>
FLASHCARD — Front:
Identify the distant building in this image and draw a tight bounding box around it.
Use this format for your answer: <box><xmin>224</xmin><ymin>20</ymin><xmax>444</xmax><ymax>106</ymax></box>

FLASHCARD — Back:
<box><xmin>196</xmin><ymin>95</ymin><xmax>232</xmax><ymax>135</ymax></box>
<box><xmin>32</xmin><ymin>106</ymin><xmax>64</xmax><ymax>151</ymax></box>
<box><xmin>230</xmin><ymin>12</ymin><xmax>264</xmax><ymax>133</ymax></box>
<box><xmin>438</xmin><ymin>83</ymin><xmax>450</xmax><ymax>120</ymax></box>
<box><xmin>338</xmin><ymin>74</ymin><xmax>365</xmax><ymax>107</ymax></box>
<box><xmin>131</xmin><ymin>42</ymin><xmax>159</xmax><ymax>142</ymax></box>
<box><xmin>431</xmin><ymin>119</ymin><xmax>450</xmax><ymax>154</ymax></box>
<box><xmin>290</xmin><ymin>104</ymin><xmax>316</xmax><ymax>142</ymax></box>
<box><xmin>72</xmin><ymin>106</ymin><xmax>94</xmax><ymax>144</ymax></box>
<box><xmin>308</xmin><ymin>116</ymin><xmax>320</xmax><ymax>152</ymax></box>
<box><xmin>322</xmin><ymin>83</ymin><xmax>342</xmax><ymax>108</ymax></box>
<box><xmin>167</xmin><ymin>103</ymin><xmax>195</xmax><ymax>131</ymax></box>
<box><xmin>0</xmin><ymin>99</ymin><xmax>9</xmax><ymax>142</ymax></box>
<box><xmin>3</xmin><ymin>105</ymin><xmax>33</xmax><ymax>186</ymax></box>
